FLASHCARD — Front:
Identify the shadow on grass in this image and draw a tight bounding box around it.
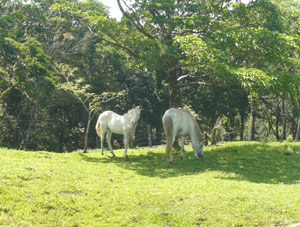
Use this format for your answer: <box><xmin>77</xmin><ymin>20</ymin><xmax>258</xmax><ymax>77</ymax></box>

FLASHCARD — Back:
<box><xmin>79</xmin><ymin>142</ymin><xmax>300</xmax><ymax>184</ymax></box>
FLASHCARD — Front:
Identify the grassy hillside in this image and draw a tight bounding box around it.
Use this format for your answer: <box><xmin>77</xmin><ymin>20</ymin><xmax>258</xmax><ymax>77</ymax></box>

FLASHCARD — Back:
<box><xmin>1</xmin><ymin>142</ymin><xmax>300</xmax><ymax>226</ymax></box>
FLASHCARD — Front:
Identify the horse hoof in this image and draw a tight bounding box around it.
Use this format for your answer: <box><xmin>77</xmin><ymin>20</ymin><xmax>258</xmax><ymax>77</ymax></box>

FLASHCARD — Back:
<box><xmin>180</xmin><ymin>156</ymin><xmax>183</xmax><ymax>160</ymax></box>
<box><xmin>125</xmin><ymin>156</ymin><xmax>129</xmax><ymax>161</ymax></box>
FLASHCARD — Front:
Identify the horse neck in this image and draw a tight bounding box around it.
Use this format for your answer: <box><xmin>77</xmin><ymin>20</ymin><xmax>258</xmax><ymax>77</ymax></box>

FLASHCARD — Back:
<box><xmin>121</xmin><ymin>113</ymin><xmax>137</xmax><ymax>135</ymax></box>
<box><xmin>191</xmin><ymin>120</ymin><xmax>202</xmax><ymax>144</ymax></box>
<box><xmin>125</xmin><ymin>109</ymin><xmax>139</xmax><ymax>122</ymax></box>
<box><xmin>121</xmin><ymin>113</ymin><xmax>135</xmax><ymax>131</ymax></box>
<box><xmin>123</xmin><ymin>112</ymin><xmax>132</xmax><ymax>122</ymax></box>
<box><xmin>191</xmin><ymin>131</ymin><xmax>200</xmax><ymax>144</ymax></box>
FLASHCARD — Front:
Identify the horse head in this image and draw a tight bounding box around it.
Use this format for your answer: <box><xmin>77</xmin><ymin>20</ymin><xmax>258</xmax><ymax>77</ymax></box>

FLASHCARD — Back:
<box><xmin>193</xmin><ymin>118</ymin><xmax>204</xmax><ymax>157</ymax></box>
<box><xmin>197</xmin><ymin>142</ymin><xmax>204</xmax><ymax>157</ymax></box>
<box><xmin>129</xmin><ymin>106</ymin><xmax>142</xmax><ymax>126</ymax></box>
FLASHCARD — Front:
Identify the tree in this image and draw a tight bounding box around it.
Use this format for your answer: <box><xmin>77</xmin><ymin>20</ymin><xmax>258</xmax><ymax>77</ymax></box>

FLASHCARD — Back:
<box><xmin>174</xmin><ymin>0</ymin><xmax>300</xmax><ymax>140</ymax></box>
<box><xmin>55</xmin><ymin>63</ymin><xmax>124</xmax><ymax>152</ymax></box>
<box><xmin>88</xmin><ymin>0</ymin><xmax>236</xmax><ymax>107</ymax></box>
<box><xmin>1</xmin><ymin>35</ymin><xmax>56</xmax><ymax>148</ymax></box>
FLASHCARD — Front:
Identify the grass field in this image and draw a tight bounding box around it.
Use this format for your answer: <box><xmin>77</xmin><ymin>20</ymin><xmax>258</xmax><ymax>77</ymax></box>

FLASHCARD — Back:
<box><xmin>1</xmin><ymin>141</ymin><xmax>300</xmax><ymax>226</ymax></box>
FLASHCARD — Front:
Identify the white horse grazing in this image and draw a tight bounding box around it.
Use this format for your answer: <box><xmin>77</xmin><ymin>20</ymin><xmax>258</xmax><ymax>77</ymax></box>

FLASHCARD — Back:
<box><xmin>95</xmin><ymin>106</ymin><xmax>141</xmax><ymax>159</ymax></box>
<box><xmin>162</xmin><ymin>108</ymin><xmax>203</xmax><ymax>163</ymax></box>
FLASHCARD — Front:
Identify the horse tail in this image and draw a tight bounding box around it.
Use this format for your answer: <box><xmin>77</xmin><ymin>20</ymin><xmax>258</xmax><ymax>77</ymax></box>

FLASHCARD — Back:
<box><xmin>95</xmin><ymin>118</ymin><xmax>101</xmax><ymax>137</ymax></box>
<box><xmin>163</xmin><ymin>115</ymin><xmax>173</xmax><ymax>159</ymax></box>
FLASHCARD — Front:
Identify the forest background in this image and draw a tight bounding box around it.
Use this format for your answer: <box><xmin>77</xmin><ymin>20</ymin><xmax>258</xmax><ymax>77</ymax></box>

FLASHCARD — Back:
<box><xmin>1</xmin><ymin>0</ymin><xmax>300</xmax><ymax>153</ymax></box>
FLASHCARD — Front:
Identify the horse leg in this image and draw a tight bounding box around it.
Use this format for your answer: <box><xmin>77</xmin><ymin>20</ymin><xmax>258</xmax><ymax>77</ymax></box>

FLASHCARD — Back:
<box><xmin>165</xmin><ymin>136</ymin><xmax>174</xmax><ymax>164</ymax></box>
<box><xmin>192</xmin><ymin>141</ymin><xmax>199</xmax><ymax>160</ymax></box>
<box><xmin>163</xmin><ymin>115</ymin><xmax>174</xmax><ymax>163</ymax></box>
<box><xmin>180</xmin><ymin>136</ymin><xmax>185</xmax><ymax>160</ymax></box>
<box><xmin>100</xmin><ymin>130</ymin><xmax>106</xmax><ymax>155</ymax></box>
<box><xmin>106</xmin><ymin>130</ymin><xmax>115</xmax><ymax>157</ymax></box>
<box><xmin>168</xmin><ymin>135</ymin><xmax>176</xmax><ymax>164</ymax></box>
<box><xmin>123</xmin><ymin>134</ymin><xmax>129</xmax><ymax>160</ymax></box>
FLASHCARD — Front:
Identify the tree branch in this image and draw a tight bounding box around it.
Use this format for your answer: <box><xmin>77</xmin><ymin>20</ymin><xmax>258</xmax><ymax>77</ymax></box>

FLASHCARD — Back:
<box><xmin>0</xmin><ymin>84</ymin><xmax>16</xmax><ymax>100</ymax></box>
<box><xmin>224</xmin><ymin>22</ymin><xmax>257</xmax><ymax>33</ymax></box>
<box><xmin>116</xmin><ymin>0</ymin><xmax>158</xmax><ymax>41</ymax></box>
<box><xmin>87</xmin><ymin>26</ymin><xmax>137</xmax><ymax>57</ymax></box>
<box><xmin>0</xmin><ymin>0</ymin><xmax>8</xmax><ymax>8</ymax></box>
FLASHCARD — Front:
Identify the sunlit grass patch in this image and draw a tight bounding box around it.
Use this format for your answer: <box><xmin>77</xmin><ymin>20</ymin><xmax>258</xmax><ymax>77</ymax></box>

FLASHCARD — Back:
<box><xmin>1</xmin><ymin>142</ymin><xmax>300</xmax><ymax>226</ymax></box>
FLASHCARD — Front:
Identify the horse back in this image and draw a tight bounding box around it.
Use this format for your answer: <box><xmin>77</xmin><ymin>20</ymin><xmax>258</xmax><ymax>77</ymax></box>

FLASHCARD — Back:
<box><xmin>163</xmin><ymin>108</ymin><xmax>195</xmax><ymax>137</ymax></box>
<box><xmin>100</xmin><ymin>110</ymin><xmax>135</xmax><ymax>135</ymax></box>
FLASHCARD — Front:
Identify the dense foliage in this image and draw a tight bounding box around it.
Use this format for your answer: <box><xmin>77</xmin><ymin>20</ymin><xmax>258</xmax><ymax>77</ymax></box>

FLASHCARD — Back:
<box><xmin>1</xmin><ymin>0</ymin><xmax>300</xmax><ymax>152</ymax></box>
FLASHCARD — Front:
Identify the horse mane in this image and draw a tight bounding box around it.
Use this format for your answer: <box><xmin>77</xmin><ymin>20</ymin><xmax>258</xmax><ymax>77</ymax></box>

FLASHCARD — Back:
<box><xmin>193</xmin><ymin>118</ymin><xmax>202</xmax><ymax>141</ymax></box>
<box><xmin>126</xmin><ymin>108</ymin><xmax>134</xmax><ymax>115</ymax></box>
<box><xmin>126</xmin><ymin>107</ymin><xmax>137</xmax><ymax>116</ymax></box>
<box><xmin>124</xmin><ymin>106</ymin><xmax>139</xmax><ymax>118</ymax></box>
<box><xmin>178</xmin><ymin>108</ymin><xmax>190</xmax><ymax>115</ymax></box>
<box><xmin>179</xmin><ymin>108</ymin><xmax>202</xmax><ymax>141</ymax></box>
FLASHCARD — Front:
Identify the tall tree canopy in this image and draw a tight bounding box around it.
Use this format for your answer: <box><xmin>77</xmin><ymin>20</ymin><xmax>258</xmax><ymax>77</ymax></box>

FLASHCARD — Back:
<box><xmin>83</xmin><ymin>0</ymin><xmax>300</xmax><ymax>108</ymax></box>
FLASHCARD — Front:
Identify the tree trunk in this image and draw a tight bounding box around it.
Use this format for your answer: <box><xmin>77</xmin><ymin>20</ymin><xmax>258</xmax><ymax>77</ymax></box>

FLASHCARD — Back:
<box><xmin>22</xmin><ymin>116</ymin><xmax>33</xmax><ymax>150</ymax></box>
<box><xmin>58</xmin><ymin>133</ymin><xmax>64</xmax><ymax>153</ymax></box>
<box><xmin>274</xmin><ymin>101</ymin><xmax>281</xmax><ymax>140</ymax></box>
<box><xmin>248</xmin><ymin>96</ymin><xmax>256</xmax><ymax>141</ymax></box>
<box><xmin>295</xmin><ymin>98</ymin><xmax>300</xmax><ymax>141</ymax></box>
<box><xmin>282</xmin><ymin>100</ymin><xmax>286</xmax><ymax>140</ymax></box>
<box><xmin>211</xmin><ymin>127</ymin><xmax>217</xmax><ymax>145</ymax></box>
<box><xmin>168</xmin><ymin>72</ymin><xmax>180</xmax><ymax>108</ymax></box>
<box><xmin>21</xmin><ymin>106</ymin><xmax>36</xmax><ymax>150</ymax></box>
<box><xmin>295</xmin><ymin>119</ymin><xmax>300</xmax><ymax>142</ymax></box>
<box><xmin>147</xmin><ymin>125</ymin><xmax>152</xmax><ymax>147</ymax></box>
<box><xmin>240</xmin><ymin>112</ymin><xmax>245</xmax><ymax>141</ymax></box>
<box><xmin>275</xmin><ymin>117</ymin><xmax>280</xmax><ymax>140</ymax></box>
<box><xmin>238</xmin><ymin>91</ymin><xmax>249</xmax><ymax>141</ymax></box>
<box><xmin>83</xmin><ymin>112</ymin><xmax>92</xmax><ymax>153</ymax></box>
<box><xmin>266</xmin><ymin>110</ymin><xmax>279</xmax><ymax>140</ymax></box>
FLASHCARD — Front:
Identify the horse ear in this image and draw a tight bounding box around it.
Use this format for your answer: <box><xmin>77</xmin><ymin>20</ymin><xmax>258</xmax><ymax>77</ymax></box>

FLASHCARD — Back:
<box><xmin>132</xmin><ymin>104</ymin><xmax>136</xmax><ymax>108</ymax></box>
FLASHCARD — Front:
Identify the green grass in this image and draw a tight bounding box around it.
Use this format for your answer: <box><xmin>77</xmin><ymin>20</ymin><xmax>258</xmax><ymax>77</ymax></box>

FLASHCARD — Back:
<box><xmin>1</xmin><ymin>142</ymin><xmax>300</xmax><ymax>226</ymax></box>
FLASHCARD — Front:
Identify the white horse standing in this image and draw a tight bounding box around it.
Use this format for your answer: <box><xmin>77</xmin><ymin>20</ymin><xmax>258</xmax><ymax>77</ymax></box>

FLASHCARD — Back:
<box><xmin>162</xmin><ymin>108</ymin><xmax>203</xmax><ymax>163</ymax></box>
<box><xmin>95</xmin><ymin>106</ymin><xmax>141</xmax><ymax>159</ymax></box>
